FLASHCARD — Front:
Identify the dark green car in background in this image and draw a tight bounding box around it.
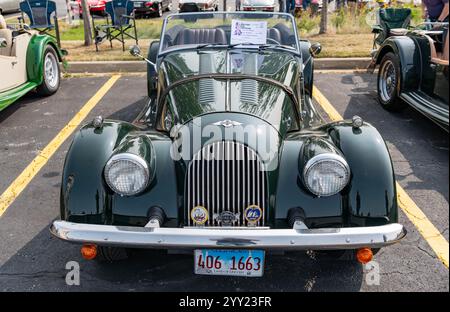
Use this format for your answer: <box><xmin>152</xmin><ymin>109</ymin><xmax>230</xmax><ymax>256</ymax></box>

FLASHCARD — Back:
<box><xmin>51</xmin><ymin>12</ymin><xmax>406</xmax><ymax>276</ymax></box>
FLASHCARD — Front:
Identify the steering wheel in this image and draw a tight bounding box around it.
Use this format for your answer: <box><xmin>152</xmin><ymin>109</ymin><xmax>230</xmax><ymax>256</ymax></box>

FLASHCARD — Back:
<box><xmin>266</xmin><ymin>37</ymin><xmax>281</xmax><ymax>45</ymax></box>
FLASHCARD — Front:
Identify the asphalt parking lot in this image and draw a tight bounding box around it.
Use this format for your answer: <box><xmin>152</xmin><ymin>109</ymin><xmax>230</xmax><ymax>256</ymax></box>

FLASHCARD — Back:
<box><xmin>0</xmin><ymin>71</ymin><xmax>448</xmax><ymax>292</ymax></box>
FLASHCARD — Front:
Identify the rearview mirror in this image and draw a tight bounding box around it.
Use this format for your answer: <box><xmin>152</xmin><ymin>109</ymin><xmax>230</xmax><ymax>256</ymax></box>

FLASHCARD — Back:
<box><xmin>0</xmin><ymin>38</ymin><xmax>7</xmax><ymax>48</ymax></box>
<box><xmin>309</xmin><ymin>42</ymin><xmax>322</xmax><ymax>57</ymax></box>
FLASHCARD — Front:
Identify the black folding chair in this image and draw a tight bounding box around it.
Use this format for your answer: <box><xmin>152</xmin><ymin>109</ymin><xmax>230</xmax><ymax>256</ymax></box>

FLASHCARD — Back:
<box><xmin>93</xmin><ymin>0</ymin><xmax>138</xmax><ymax>52</ymax></box>
<box><xmin>19</xmin><ymin>0</ymin><xmax>60</xmax><ymax>47</ymax></box>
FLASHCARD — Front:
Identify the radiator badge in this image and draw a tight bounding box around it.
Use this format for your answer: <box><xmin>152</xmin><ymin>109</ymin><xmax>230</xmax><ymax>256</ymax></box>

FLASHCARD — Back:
<box><xmin>244</xmin><ymin>205</ymin><xmax>262</xmax><ymax>223</ymax></box>
<box><xmin>191</xmin><ymin>206</ymin><xmax>209</xmax><ymax>225</ymax></box>
<box><xmin>214</xmin><ymin>211</ymin><xmax>240</xmax><ymax>226</ymax></box>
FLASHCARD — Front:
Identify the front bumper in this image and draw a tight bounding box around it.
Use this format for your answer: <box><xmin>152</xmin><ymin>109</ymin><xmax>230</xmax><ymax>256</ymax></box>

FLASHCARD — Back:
<box><xmin>50</xmin><ymin>221</ymin><xmax>406</xmax><ymax>250</ymax></box>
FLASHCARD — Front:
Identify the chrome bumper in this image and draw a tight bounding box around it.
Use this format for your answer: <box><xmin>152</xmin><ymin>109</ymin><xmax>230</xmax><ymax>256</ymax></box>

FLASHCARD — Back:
<box><xmin>50</xmin><ymin>221</ymin><xmax>406</xmax><ymax>250</ymax></box>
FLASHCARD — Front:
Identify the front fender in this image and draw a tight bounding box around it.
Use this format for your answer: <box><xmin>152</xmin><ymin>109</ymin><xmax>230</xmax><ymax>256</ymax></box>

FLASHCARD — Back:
<box><xmin>276</xmin><ymin>121</ymin><xmax>397</xmax><ymax>228</ymax></box>
<box><xmin>60</xmin><ymin>121</ymin><xmax>136</xmax><ymax>222</ymax></box>
<box><xmin>26</xmin><ymin>34</ymin><xmax>64</xmax><ymax>85</ymax></box>
<box><xmin>327</xmin><ymin>121</ymin><xmax>398</xmax><ymax>226</ymax></box>
<box><xmin>61</xmin><ymin>121</ymin><xmax>179</xmax><ymax>226</ymax></box>
<box><xmin>373</xmin><ymin>36</ymin><xmax>421</xmax><ymax>92</ymax></box>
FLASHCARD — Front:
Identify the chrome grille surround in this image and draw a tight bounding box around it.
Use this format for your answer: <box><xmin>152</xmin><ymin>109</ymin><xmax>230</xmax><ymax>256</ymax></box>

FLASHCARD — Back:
<box><xmin>186</xmin><ymin>141</ymin><xmax>267</xmax><ymax>227</ymax></box>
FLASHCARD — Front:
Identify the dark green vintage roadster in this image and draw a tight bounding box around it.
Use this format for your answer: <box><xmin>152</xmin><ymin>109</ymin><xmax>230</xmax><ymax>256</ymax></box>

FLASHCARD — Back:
<box><xmin>369</xmin><ymin>22</ymin><xmax>449</xmax><ymax>131</ymax></box>
<box><xmin>51</xmin><ymin>12</ymin><xmax>405</xmax><ymax>275</ymax></box>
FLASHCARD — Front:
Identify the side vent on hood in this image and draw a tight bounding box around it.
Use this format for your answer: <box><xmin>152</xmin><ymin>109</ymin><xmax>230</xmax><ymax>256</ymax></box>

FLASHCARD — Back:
<box><xmin>240</xmin><ymin>54</ymin><xmax>259</xmax><ymax>106</ymax></box>
<box><xmin>198</xmin><ymin>53</ymin><xmax>216</xmax><ymax>106</ymax></box>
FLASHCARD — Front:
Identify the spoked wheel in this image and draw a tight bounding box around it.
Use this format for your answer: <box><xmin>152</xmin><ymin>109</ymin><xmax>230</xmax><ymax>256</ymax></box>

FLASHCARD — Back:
<box><xmin>36</xmin><ymin>45</ymin><xmax>60</xmax><ymax>96</ymax></box>
<box><xmin>377</xmin><ymin>52</ymin><xmax>406</xmax><ymax>111</ymax></box>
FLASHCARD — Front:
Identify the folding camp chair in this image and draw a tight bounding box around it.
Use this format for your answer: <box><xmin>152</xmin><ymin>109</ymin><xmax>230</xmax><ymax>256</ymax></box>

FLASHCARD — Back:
<box><xmin>93</xmin><ymin>0</ymin><xmax>138</xmax><ymax>52</ymax></box>
<box><xmin>372</xmin><ymin>8</ymin><xmax>412</xmax><ymax>49</ymax></box>
<box><xmin>19</xmin><ymin>0</ymin><xmax>60</xmax><ymax>47</ymax></box>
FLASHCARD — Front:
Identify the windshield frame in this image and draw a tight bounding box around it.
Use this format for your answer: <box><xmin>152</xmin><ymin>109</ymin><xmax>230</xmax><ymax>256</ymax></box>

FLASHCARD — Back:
<box><xmin>158</xmin><ymin>11</ymin><xmax>301</xmax><ymax>56</ymax></box>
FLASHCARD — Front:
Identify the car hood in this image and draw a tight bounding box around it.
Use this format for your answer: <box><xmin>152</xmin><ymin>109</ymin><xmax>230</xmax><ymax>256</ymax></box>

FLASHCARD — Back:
<box><xmin>174</xmin><ymin>112</ymin><xmax>281</xmax><ymax>171</ymax></box>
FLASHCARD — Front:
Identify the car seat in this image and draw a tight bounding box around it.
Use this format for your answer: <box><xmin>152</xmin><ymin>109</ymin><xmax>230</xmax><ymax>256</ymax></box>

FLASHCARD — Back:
<box><xmin>267</xmin><ymin>28</ymin><xmax>282</xmax><ymax>44</ymax></box>
<box><xmin>174</xmin><ymin>28</ymin><xmax>227</xmax><ymax>46</ymax></box>
<box><xmin>0</xmin><ymin>14</ymin><xmax>13</xmax><ymax>56</ymax></box>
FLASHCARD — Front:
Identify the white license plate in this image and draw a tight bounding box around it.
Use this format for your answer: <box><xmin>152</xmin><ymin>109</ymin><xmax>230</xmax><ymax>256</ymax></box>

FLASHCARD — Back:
<box><xmin>194</xmin><ymin>249</ymin><xmax>265</xmax><ymax>277</ymax></box>
<box><xmin>134</xmin><ymin>2</ymin><xmax>143</xmax><ymax>7</ymax></box>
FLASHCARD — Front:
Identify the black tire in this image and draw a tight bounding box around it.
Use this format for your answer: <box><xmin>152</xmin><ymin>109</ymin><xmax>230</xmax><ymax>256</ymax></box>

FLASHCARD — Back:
<box><xmin>147</xmin><ymin>41</ymin><xmax>159</xmax><ymax>97</ymax></box>
<box><xmin>96</xmin><ymin>246</ymin><xmax>129</xmax><ymax>262</ymax></box>
<box><xmin>36</xmin><ymin>45</ymin><xmax>60</xmax><ymax>96</ymax></box>
<box><xmin>377</xmin><ymin>52</ymin><xmax>407</xmax><ymax>112</ymax></box>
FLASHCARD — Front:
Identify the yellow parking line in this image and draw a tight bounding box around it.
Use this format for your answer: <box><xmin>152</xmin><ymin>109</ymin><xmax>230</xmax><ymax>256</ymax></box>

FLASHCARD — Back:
<box><xmin>312</xmin><ymin>86</ymin><xmax>449</xmax><ymax>268</ymax></box>
<box><xmin>0</xmin><ymin>75</ymin><xmax>121</xmax><ymax>218</ymax></box>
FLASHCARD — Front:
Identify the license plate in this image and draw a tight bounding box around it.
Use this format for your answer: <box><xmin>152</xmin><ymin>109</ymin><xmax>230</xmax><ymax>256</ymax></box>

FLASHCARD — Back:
<box><xmin>194</xmin><ymin>249</ymin><xmax>265</xmax><ymax>277</ymax></box>
<box><xmin>134</xmin><ymin>2</ymin><xmax>143</xmax><ymax>7</ymax></box>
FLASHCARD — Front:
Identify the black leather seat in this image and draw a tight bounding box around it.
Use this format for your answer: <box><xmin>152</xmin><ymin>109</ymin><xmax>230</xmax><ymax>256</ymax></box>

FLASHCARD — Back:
<box><xmin>267</xmin><ymin>28</ymin><xmax>282</xmax><ymax>44</ymax></box>
<box><xmin>174</xmin><ymin>28</ymin><xmax>228</xmax><ymax>46</ymax></box>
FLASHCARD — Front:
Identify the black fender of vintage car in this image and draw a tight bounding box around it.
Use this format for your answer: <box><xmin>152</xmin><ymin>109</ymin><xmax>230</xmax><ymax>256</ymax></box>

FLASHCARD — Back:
<box><xmin>60</xmin><ymin>117</ymin><xmax>397</xmax><ymax>229</ymax></box>
<box><xmin>370</xmin><ymin>36</ymin><xmax>421</xmax><ymax>92</ymax></box>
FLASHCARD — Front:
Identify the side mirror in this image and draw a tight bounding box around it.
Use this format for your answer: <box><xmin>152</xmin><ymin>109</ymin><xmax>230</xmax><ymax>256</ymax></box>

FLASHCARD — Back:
<box><xmin>129</xmin><ymin>44</ymin><xmax>157</xmax><ymax>71</ymax></box>
<box><xmin>0</xmin><ymin>38</ymin><xmax>7</xmax><ymax>48</ymax></box>
<box><xmin>309</xmin><ymin>42</ymin><xmax>322</xmax><ymax>57</ymax></box>
<box><xmin>129</xmin><ymin>44</ymin><xmax>141</xmax><ymax>57</ymax></box>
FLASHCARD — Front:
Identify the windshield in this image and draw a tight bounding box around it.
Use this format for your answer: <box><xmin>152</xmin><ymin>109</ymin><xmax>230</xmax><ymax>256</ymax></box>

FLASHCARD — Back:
<box><xmin>160</xmin><ymin>12</ymin><xmax>299</xmax><ymax>54</ymax></box>
<box><xmin>161</xmin><ymin>78</ymin><xmax>299</xmax><ymax>133</ymax></box>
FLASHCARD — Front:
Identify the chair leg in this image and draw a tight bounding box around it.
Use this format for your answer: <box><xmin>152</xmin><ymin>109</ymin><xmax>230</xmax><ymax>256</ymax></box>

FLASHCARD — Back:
<box><xmin>133</xmin><ymin>22</ymin><xmax>138</xmax><ymax>45</ymax></box>
<box><xmin>120</xmin><ymin>26</ymin><xmax>125</xmax><ymax>52</ymax></box>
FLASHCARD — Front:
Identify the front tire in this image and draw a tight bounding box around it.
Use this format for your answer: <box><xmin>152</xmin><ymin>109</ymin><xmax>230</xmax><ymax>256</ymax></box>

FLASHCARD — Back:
<box><xmin>96</xmin><ymin>246</ymin><xmax>129</xmax><ymax>262</ymax></box>
<box><xmin>36</xmin><ymin>45</ymin><xmax>60</xmax><ymax>96</ymax></box>
<box><xmin>377</xmin><ymin>52</ymin><xmax>406</xmax><ymax>111</ymax></box>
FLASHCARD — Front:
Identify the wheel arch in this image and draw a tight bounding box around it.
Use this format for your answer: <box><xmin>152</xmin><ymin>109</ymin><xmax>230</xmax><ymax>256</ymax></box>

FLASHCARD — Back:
<box><xmin>374</xmin><ymin>37</ymin><xmax>421</xmax><ymax>92</ymax></box>
<box><xmin>26</xmin><ymin>34</ymin><xmax>64</xmax><ymax>85</ymax></box>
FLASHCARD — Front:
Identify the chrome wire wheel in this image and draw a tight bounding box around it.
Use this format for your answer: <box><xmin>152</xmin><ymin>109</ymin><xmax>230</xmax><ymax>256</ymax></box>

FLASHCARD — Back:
<box><xmin>379</xmin><ymin>59</ymin><xmax>397</xmax><ymax>103</ymax></box>
<box><xmin>44</xmin><ymin>52</ymin><xmax>59</xmax><ymax>89</ymax></box>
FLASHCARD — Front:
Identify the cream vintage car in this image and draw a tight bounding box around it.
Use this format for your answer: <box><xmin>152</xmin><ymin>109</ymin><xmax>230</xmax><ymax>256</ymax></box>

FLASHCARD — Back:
<box><xmin>0</xmin><ymin>14</ymin><xmax>65</xmax><ymax>111</ymax></box>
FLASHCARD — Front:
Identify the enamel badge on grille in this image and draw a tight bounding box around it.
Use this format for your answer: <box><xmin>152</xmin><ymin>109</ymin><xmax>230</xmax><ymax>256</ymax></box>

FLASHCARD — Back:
<box><xmin>244</xmin><ymin>205</ymin><xmax>262</xmax><ymax>224</ymax></box>
<box><xmin>191</xmin><ymin>206</ymin><xmax>209</xmax><ymax>225</ymax></box>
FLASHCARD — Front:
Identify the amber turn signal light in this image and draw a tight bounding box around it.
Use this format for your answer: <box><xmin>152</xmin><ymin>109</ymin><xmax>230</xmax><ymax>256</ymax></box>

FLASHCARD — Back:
<box><xmin>356</xmin><ymin>247</ymin><xmax>373</xmax><ymax>264</ymax></box>
<box><xmin>81</xmin><ymin>244</ymin><xmax>97</xmax><ymax>260</ymax></box>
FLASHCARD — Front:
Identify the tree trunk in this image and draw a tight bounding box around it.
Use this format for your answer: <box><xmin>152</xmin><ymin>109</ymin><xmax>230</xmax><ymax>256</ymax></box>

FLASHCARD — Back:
<box><xmin>320</xmin><ymin>0</ymin><xmax>328</xmax><ymax>34</ymax></box>
<box><xmin>80</xmin><ymin>0</ymin><xmax>92</xmax><ymax>46</ymax></box>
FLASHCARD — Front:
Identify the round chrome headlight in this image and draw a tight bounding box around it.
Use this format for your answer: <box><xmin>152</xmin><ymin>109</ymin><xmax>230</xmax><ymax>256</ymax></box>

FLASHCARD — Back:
<box><xmin>303</xmin><ymin>153</ymin><xmax>350</xmax><ymax>197</ymax></box>
<box><xmin>104</xmin><ymin>153</ymin><xmax>150</xmax><ymax>196</ymax></box>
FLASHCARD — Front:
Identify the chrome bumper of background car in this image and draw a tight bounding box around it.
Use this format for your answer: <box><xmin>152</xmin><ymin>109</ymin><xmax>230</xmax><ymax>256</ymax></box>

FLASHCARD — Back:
<box><xmin>50</xmin><ymin>221</ymin><xmax>406</xmax><ymax>250</ymax></box>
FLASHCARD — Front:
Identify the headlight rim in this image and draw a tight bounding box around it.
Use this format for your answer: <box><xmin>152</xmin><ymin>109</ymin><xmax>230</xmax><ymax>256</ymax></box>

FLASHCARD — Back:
<box><xmin>104</xmin><ymin>152</ymin><xmax>150</xmax><ymax>196</ymax></box>
<box><xmin>303</xmin><ymin>153</ymin><xmax>351</xmax><ymax>197</ymax></box>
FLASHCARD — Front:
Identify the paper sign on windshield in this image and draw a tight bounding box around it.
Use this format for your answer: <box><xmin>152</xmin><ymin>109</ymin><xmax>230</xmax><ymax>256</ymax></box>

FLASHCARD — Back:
<box><xmin>230</xmin><ymin>20</ymin><xmax>268</xmax><ymax>45</ymax></box>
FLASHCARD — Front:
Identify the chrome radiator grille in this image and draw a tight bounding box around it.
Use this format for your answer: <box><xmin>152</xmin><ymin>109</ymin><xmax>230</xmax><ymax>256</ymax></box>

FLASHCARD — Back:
<box><xmin>186</xmin><ymin>141</ymin><xmax>267</xmax><ymax>227</ymax></box>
